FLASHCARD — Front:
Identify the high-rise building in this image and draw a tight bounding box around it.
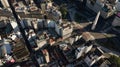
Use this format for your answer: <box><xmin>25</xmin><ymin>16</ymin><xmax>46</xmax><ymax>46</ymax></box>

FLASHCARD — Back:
<box><xmin>86</xmin><ymin>0</ymin><xmax>117</xmax><ymax>19</ymax></box>
<box><xmin>0</xmin><ymin>0</ymin><xmax>9</xmax><ymax>8</ymax></box>
<box><xmin>13</xmin><ymin>39</ymin><xmax>30</xmax><ymax>62</ymax></box>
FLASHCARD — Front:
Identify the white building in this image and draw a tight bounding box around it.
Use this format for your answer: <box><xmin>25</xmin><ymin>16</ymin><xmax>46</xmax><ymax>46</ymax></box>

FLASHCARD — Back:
<box><xmin>57</xmin><ymin>22</ymin><xmax>73</xmax><ymax>39</ymax></box>
<box><xmin>75</xmin><ymin>47</ymin><xmax>85</xmax><ymax>59</ymax></box>
<box><xmin>75</xmin><ymin>42</ymin><xmax>93</xmax><ymax>59</ymax></box>
<box><xmin>42</xmin><ymin>19</ymin><xmax>73</xmax><ymax>39</ymax></box>
<box><xmin>84</xmin><ymin>44</ymin><xmax>93</xmax><ymax>53</ymax></box>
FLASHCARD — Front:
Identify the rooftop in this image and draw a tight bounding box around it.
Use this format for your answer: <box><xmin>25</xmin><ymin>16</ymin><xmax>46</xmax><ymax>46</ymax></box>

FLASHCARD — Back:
<box><xmin>82</xmin><ymin>32</ymin><xmax>95</xmax><ymax>41</ymax></box>
<box><xmin>58</xmin><ymin>22</ymin><xmax>72</xmax><ymax>30</ymax></box>
<box><xmin>84</xmin><ymin>46</ymin><xmax>104</xmax><ymax>66</ymax></box>
<box><xmin>92</xmin><ymin>58</ymin><xmax>111</xmax><ymax>67</ymax></box>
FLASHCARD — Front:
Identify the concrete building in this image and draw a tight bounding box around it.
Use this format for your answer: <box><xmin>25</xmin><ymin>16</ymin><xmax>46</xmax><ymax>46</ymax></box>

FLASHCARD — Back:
<box><xmin>56</xmin><ymin>22</ymin><xmax>73</xmax><ymax>39</ymax></box>
<box><xmin>86</xmin><ymin>0</ymin><xmax>117</xmax><ymax>19</ymax></box>
<box><xmin>82</xmin><ymin>32</ymin><xmax>95</xmax><ymax>41</ymax></box>
<box><xmin>27</xmin><ymin>29</ymin><xmax>37</xmax><ymax>48</ymax></box>
<box><xmin>35</xmin><ymin>31</ymin><xmax>49</xmax><ymax>49</ymax></box>
<box><xmin>99</xmin><ymin>60</ymin><xmax>111</xmax><ymax>67</ymax></box>
<box><xmin>0</xmin><ymin>19</ymin><xmax>13</xmax><ymax>38</ymax></box>
<box><xmin>39</xmin><ymin>0</ymin><xmax>61</xmax><ymax>21</ymax></box>
<box><xmin>0</xmin><ymin>38</ymin><xmax>17</xmax><ymax>66</ymax></box>
<box><xmin>20</xmin><ymin>19</ymin><xmax>59</xmax><ymax>49</ymax></box>
<box><xmin>84</xmin><ymin>42</ymin><xmax>93</xmax><ymax>54</ymax></box>
<box><xmin>112</xmin><ymin>12</ymin><xmax>120</xmax><ymax>26</ymax></box>
<box><xmin>91</xmin><ymin>11</ymin><xmax>100</xmax><ymax>30</ymax></box>
<box><xmin>84</xmin><ymin>47</ymin><xmax>105</xmax><ymax>67</ymax></box>
<box><xmin>92</xmin><ymin>55</ymin><xmax>111</xmax><ymax>67</ymax></box>
<box><xmin>39</xmin><ymin>0</ymin><xmax>53</xmax><ymax>13</ymax></box>
<box><xmin>36</xmin><ymin>49</ymin><xmax>50</xmax><ymax>67</ymax></box>
<box><xmin>20</xmin><ymin>19</ymin><xmax>33</xmax><ymax>29</ymax></box>
<box><xmin>20</xmin><ymin>18</ymin><xmax>73</xmax><ymax>51</ymax></box>
<box><xmin>59</xmin><ymin>43</ymin><xmax>75</xmax><ymax>63</ymax></box>
<box><xmin>45</xmin><ymin>19</ymin><xmax>73</xmax><ymax>40</ymax></box>
<box><xmin>112</xmin><ymin>12</ymin><xmax>120</xmax><ymax>33</ymax></box>
<box><xmin>75</xmin><ymin>41</ymin><xmax>93</xmax><ymax>59</ymax></box>
<box><xmin>75</xmin><ymin>47</ymin><xmax>85</xmax><ymax>59</ymax></box>
<box><xmin>0</xmin><ymin>0</ymin><xmax>9</xmax><ymax>8</ymax></box>
<box><xmin>42</xmin><ymin>49</ymin><xmax>50</xmax><ymax>63</ymax></box>
<box><xmin>12</xmin><ymin>38</ymin><xmax>30</xmax><ymax>62</ymax></box>
<box><xmin>13</xmin><ymin>1</ymin><xmax>38</xmax><ymax>14</ymax></box>
<box><xmin>36</xmin><ymin>19</ymin><xmax>73</xmax><ymax>40</ymax></box>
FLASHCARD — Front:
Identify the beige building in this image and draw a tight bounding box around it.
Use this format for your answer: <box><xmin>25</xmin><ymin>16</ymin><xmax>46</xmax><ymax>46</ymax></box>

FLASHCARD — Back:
<box><xmin>42</xmin><ymin>49</ymin><xmax>50</xmax><ymax>63</ymax></box>
<box><xmin>86</xmin><ymin>0</ymin><xmax>117</xmax><ymax>19</ymax></box>
<box><xmin>0</xmin><ymin>0</ymin><xmax>9</xmax><ymax>8</ymax></box>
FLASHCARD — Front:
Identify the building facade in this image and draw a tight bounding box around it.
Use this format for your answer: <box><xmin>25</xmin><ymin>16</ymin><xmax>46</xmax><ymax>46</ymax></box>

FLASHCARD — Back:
<box><xmin>86</xmin><ymin>0</ymin><xmax>117</xmax><ymax>19</ymax></box>
<box><xmin>0</xmin><ymin>0</ymin><xmax>9</xmax><ymax>8</ymax></box>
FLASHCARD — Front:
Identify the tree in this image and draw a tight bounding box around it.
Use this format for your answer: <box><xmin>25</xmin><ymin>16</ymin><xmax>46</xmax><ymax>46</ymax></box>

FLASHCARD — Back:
<box><xmin>109</xmin><ymin>55</ymin><xmax>120</xmax><ymax>67</ymax></box>
<box><xmin>59</xmin><ymin>4</ymin><xmax>68</xmax><ymax>19</ymax></box>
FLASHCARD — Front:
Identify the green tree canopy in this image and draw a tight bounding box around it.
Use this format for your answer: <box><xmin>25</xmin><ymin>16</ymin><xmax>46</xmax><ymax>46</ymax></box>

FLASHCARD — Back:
<box><xmin>109</xmin><ymin>55</ymin><xmax>120</xmax><ymax>67</ymax></box>
<box><xmin>59</xmin><ymin>4</ymin><xmax>68</xmax><ymax>19</ymax></box>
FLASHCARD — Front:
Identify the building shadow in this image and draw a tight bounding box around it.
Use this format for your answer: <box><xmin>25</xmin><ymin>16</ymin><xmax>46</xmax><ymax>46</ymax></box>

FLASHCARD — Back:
<box><xmin>91</xmin><ymin>32</ymin><xmax>120</xmax><ymax>52</ymax></box>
